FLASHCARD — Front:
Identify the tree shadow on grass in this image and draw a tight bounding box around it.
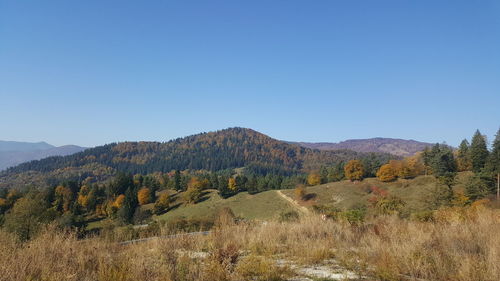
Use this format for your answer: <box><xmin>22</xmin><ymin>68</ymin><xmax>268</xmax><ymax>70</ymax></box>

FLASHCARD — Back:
<box><xmin>303</xmin><ymin>193</ymin><xmax>317</xmax><ymax>201</ymax></box>
<box><xmin>195</xmin><ymin>191</ymin><xmax>211</xmax><ymax>204</ymax></box>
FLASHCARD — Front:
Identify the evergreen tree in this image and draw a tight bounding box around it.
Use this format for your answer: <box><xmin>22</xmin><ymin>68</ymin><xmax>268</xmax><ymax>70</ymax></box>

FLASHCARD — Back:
<box><xmin>470</xmin><ymin>130</ymin><xmax>489</xmax><ymax>173</ymax></box>
<box><xmin>118</xmin><ymin>187</ymin><xmax>138</xmax><ymax>224</ymax></box>
<box><xmin>464</xmin><ymin>174</ymin><xmax>492</xmax><ymax>201</ymax></box>
<box><xmin>456</xmin><ymin>139</ymin><xmax>472</xmax><ymax>171</ymax></box>
<box><xmin>319</xmin><ymin>166</ymin><xmax>328</xmax><ymax>184</ymax></box>
<box><xmin>174</xmin><ymin>170</ymin><xmax>182</xmax><ymax>191</ymax></box>
<box><xmin>423</xmin><ymin>144</ymin><xmax>456</xmax><ymax>177</ymax></box>
<box><xmin>486</xmin><ymin>128</ymin><xmax>500</xmax><ymax>199</ymax></box>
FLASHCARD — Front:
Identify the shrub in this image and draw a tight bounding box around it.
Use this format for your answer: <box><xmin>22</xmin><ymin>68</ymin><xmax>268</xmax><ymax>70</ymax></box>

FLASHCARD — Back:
<box><xmin>294</xmin><ymin>185</ymin><xmax>306</xmax><ymax>200</ymax></box>
<box><xmin>278</xmin><ymin>210</ymin><xmax>300</xmax><ymax>222</ymax></box>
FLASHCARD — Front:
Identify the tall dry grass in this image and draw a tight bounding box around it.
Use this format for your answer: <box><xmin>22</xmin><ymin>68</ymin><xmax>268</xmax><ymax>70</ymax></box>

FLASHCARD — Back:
<box><xmin>0</xmin><ymin>205</ymin><xmax>499</xmax><ymax>281</ymax></box>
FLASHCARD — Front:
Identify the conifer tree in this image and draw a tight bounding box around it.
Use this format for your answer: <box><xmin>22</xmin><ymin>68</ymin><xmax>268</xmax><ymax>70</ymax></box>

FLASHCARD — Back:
<box><xmin>456</xmin><ymin>139</ymin><xmax>472</xmax><ymax>171</ymax></box>
<box><xmin>118</xmin><ymin>187</ymin><xmax>138</xmax><ymax>224</ymax></box>
<box><xmin>174</xmin><ymin>170</ymin><xmax>182</xmax><ymax>191</ymax></box>
<box><xmin>470</xmin><ymin>130</ymin><xmax>489</xmax><ymax>173</ymax></box>
<box><xmin>487</xmin><ymin>128</ymin><xmax>500</xmax><ymax>199</ymax></box>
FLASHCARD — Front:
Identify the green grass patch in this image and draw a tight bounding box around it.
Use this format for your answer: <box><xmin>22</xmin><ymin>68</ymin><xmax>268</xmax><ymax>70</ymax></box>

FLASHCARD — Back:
<box><xmin>155</xmin><ymin>189</ymin><xmax>295</xmax><ymax>223</ymax></box>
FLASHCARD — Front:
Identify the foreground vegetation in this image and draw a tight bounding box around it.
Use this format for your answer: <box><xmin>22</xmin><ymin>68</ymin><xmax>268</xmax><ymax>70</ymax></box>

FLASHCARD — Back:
<box><xmin>0</xmin><ymin>204</ymin><xmax>498</xmax><ymax>281</ymax></box>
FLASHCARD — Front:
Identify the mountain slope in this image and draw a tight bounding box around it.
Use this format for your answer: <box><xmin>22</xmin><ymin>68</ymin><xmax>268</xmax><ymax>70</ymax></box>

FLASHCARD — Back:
<box><xmin>292</xmin><ymin>138</ymin><xmax>433</xmax><ymax>157</ymax></box>
<box><xmin>0</xmin><ymin>141</ymin><xmax>86</xmax><ymax>171</ymax></box>
<box><xmin>0</xmin><ymin>128</ymin><xmax>394</xmax><ymax>189</ymax></box>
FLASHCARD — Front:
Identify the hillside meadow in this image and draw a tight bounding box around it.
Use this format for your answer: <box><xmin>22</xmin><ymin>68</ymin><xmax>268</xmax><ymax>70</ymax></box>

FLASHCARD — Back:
<box><xmin>0</xmin><ymin>203</ymin><xmax>499</xmax><ymax>281</ymax></box>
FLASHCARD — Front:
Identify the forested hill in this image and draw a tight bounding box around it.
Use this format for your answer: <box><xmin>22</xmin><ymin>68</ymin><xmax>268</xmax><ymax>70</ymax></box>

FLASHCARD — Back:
<box><xmin>0</xmin><ymin>128</ymin><xmax>394</xmax><ymax>189</ymax></box>
<box><xmin>292</xmin><ymin>138</ymin><xmax>433</xmax><ymax>157</ymax></box>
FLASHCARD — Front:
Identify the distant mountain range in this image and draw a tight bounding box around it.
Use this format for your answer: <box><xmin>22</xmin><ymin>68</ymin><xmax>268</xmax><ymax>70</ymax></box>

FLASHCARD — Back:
<box><xmin>0</xmin><ymin>129</ymin><xmax>436</xmax><ymax>189</ymax></box>
<box><xmin>0</xmin><ymin>128</ymin><xmax>396</xmax><ymax>189</ymax></box>
<box><xmin>0</xmin><ymin>141</ymin><xmax>86</xmax><ymax>171</ymax></box>
<box><xmin>290</xmin><ymin>138</ymin><xmax>433</xmax><ymax>157</ymax></box>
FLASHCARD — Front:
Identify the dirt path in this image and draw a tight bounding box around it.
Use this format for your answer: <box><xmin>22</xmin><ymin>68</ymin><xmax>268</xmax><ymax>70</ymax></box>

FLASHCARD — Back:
<box><xmin>276</xmin><ymin>190</ymin><xmax>311</xmax><ymax>215</ymax></box>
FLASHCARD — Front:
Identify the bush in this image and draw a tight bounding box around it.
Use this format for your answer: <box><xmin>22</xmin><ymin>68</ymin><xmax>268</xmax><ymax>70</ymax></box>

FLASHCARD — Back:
<box><xmin>339</xmin><ymin>208</ymin><xmax>366</xmax><ymax>225</ymax></box>
<box><xmin>278</xmin><ymin>211</ymin><xmax>299</xmax><ymax>222</ymax></box>
<box><xmin>167</xmin><ymin>217</ymin><xmax>214</xmax><ymax>233</ymax></box>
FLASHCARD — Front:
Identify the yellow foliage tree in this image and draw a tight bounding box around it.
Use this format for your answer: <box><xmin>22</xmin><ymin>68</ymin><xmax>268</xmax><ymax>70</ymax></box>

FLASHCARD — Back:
<box><xmin>294</xmin><ymin>185</ymin><xmax>306</xmax><ymax>200</ymax></box>
<box><xmin>77</xmin><ymin>185</ymin><xmax>90</xmax><ymax>209</ymax></box>
<box><xmin>228</xmin><ymin>177</ymin><xmax>237</xmax><ymax>191</ymax></box>
<box><xmin>377</xmin><ymin>164</ymin><xmax>397</xmax><ymax>182</ymax></box>
<box><xmin>153</xmin><ymin>193</ymin><xmax>170</xmax><ymax>214</ymax></box>
<box><xmin>344</xmin><ymin>160</ymin><xmax>364</xmax><ymax>181</ymax></box>
<box><xmin>54</xmin><ymin>185</ymin><xmax>73</xmax><ymax>213</ymax></box>
<box><xmin>188</xmin><ymin>177</ymin><xmax>204</xmax><ymax>190</ymax></box>
<box><xmin>137</xmin><ymin>187</ymin><xmax>151</xmax><ymax>205</ymax></box>
<box><xmin>307</xmin><ymin>173</ymin><xmax>321</xmax><ymax>186</ymax></box>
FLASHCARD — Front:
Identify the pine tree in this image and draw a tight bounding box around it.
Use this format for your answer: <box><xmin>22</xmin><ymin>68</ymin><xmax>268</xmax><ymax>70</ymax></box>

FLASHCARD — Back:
<box><xmin>470</xmin><ymin>130</ymin><xmax>489</xmax><ymax>173</ymax></box>
<box><xmin>487</xmin><ymin>128</ymin><xmax>500</xmax><ymax>199</ymax></box>
<box><xmin>423</xmin><ymin>144</ymin><xmax>456</xmax><ymax>177</ymax></box>
<box><xmin>174</xmin><ymin>170</ymin><xmax>181</xmax><ymax>191</ymax></box>
<box><xmin>456</xmin><ymin>139</ymin><xmax>472</xmax><ymax>171</ymax></box>
<box><xmin>118</xmin><ymin>187</ymin><xmax>138</xmax><ymax>224</ymax></box>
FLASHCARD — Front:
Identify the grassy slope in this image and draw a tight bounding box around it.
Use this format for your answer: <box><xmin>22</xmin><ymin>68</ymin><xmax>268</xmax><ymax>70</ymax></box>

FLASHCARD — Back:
<box><xmin>89</xmin><ymin>173</ymin><xmax>474</xmax><ymax>230</ymax></box>
<box><xmin>154</xmin><ymin>189</ymin><xmax>295</xmax><ymax>222</ymax></box>
<box><xmin>282</xmin><ymin>173</ymin><xmax>473</xmax><ymax>213</ymax></box>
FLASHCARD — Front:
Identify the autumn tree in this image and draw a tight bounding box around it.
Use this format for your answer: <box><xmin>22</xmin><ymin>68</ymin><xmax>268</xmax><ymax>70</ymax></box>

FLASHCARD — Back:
<box><xmin>344</xmin><ymin>160</ymin><xmax>364</xmax><ymax>181</ymax></box>
<box><xmin>294</xmin><ymin>185</ymin><xmax>307</xmax><ymax>200</ymax></box>
<box><xmin>77</xmin><ymin>185</ymin><xmax>90</xmax><ymax>209</ymax></box>
<box><xmin>3</xmin><ymin>192</ymin><xmax>54</xmax><ymax>241</ymax></box>
<box><xmin>153</xmin><ymin>193</ymin><xmax>170</xmax><ymax>215</ymax></box>
<box><xmin>53</xmin><ymin>185</ymin><xmax>74</xmax><ymax>213</ymax></box>
<box><xmin>376</xmin><ymin>164</ymin><xmax>397</xmax><ymax>182</ymax></box>
<box><xmin>183</xmin><ymin>179</ymin><xmax>203</xmax><ymax>204</ymax></box>
<box><xmin>113</xmin><ymin>194</ymin><xmax>125</xmax><ymax>209</ymax></box>
<box><xmin>470</xmin><ymin>130</ymin><xmax>489</xmax><ymax>172</ymax></box>
<box><xmin>228</xmin><ymin>177</ymin><xmax>237</xmax><ymax>191</ymax></box>
<box><xmin>137</xmin><ymin>187</ymin><xmax>152</xmax><ymax>205</ymax></box>
<box><xmin>307</xmin><ymin>173</ymin><xmax>321</xmax><ymax>186</ymax></box>
<box><xmin>183</xmin><ymin>186</ymin><xmax>202</xmax><ymax>204</ymax></box>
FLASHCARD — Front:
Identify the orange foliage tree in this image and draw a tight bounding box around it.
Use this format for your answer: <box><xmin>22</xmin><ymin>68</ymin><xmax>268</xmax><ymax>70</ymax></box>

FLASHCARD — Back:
<box><xmin>377</xmin><ymin>164</ymin><xmax>397</xmax><ymax>182</ymax></box>
<box><xmin>344</xmin><ymin>160</ymin><xmax>364</xmax><ymax>181</ymax></box>
<box><xmin>113</xmin><ymin>194</ymin><xmax>125</xmax><ymax>209</ymax></box>
<box><xmin>137</xmin><ymin>187</ymin><xmax>151</xmax><ymax>205</ymax></box>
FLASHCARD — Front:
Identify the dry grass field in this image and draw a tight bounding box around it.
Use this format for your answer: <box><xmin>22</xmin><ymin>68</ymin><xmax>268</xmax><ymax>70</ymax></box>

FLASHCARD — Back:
<box><xmin>1</xmin><ymin>203</ymin><xmax>498</xmax><ymax>281</ymax></box>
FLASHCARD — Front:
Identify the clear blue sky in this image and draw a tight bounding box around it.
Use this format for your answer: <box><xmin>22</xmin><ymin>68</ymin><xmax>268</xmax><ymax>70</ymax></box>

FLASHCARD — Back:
<box><xmin>1</xmin><ymin>0</ymin><xmax>499</xmax><ymax>147</ymax></box>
